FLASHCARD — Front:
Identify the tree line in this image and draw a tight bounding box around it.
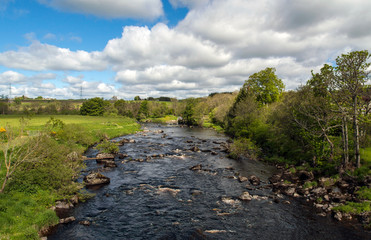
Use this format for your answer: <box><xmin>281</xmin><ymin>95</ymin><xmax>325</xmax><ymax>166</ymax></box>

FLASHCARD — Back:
<box><xmin>181</xmin><ymin>50</ymin><xmax>370</xmax><ymax>176</ymax></box>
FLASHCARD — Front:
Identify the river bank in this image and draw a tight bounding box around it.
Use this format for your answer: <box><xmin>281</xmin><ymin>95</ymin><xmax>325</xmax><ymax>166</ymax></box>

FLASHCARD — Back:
<box><xmin>48</xmin><ymin>124</ymin><xmax>370</xmax><ymax>239</ymax></box>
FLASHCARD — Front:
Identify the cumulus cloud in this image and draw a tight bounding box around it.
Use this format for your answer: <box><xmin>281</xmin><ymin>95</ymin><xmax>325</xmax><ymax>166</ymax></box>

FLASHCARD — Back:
<box><xmin>0</xmin><ymin>41</ymin><xmax>106</xmax><ymax>71</ymax></box>
<box><xmin>38</xmin><ymin>0</ymin><xmax>164</xmax><ymax>20</ymax></box>
<box><xmin>1</xmin><ymin>0</ymin><xmax>371</xmax><ymax>99</ymax></box>
<box><xmin>0</xmin><ymin>71</ymin><xmax>26</xmax><ymax>84</ymax></box>
<box><xmin>104</xmin><ymin>23</ymin><xmax>231</xmax><ymax>70</ymax></box>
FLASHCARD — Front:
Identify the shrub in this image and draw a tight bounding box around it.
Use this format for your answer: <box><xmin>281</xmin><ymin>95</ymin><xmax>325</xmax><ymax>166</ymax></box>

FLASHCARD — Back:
<box><xmin>95</xmin><ymin>140</ymin><xmax>119</xmax><ymax>154</ymax></box>
<box><xmin>228</xmin><ymin>138</ymin><xmax>261</xmax><ymax>160</ymax></box>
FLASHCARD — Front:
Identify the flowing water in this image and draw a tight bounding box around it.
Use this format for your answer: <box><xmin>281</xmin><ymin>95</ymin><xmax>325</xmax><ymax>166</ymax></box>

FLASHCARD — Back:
<box><xmin>49</xmin><ymin>124</ymin><xmax>369</xmax><ymax>240</ymax></box>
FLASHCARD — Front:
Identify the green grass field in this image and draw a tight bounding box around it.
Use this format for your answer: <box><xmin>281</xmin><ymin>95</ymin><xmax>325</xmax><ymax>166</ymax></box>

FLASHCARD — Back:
<box><xmin>0</xmin><ymin>115</ymin><xmax>140</xmax><ymax>139</ymax></box>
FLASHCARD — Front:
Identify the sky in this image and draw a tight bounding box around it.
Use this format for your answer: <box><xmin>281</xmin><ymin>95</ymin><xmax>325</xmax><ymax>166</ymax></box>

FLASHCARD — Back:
<box><xmin>0</xmin><ymin>0</ymin><xmax>370</xmax><ymax>100</ymax></box>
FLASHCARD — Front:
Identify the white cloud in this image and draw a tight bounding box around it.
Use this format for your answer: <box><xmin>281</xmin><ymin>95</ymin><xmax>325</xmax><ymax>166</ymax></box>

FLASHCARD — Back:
<box><xmin>0</xmin><ymin>41</ymin><xmax>105</xmax><ymax>71</ymax></box>
<box><xmin>1</xmin><ymin>0</ymin><xmax>371</xmax><ymax>99</ymax></box>
<box><xmin>104</xmin><ymin>23</ymin><xmax>231</xmax><ymax>70</ymax></box>
<box><xmin>0</xmin><ymin>71</ymin><xmax>26</xmax><ymax>84</ymax></box>
<box><xmin>38</xmin><ymin>0</ymin><xmax>164</xmax><ymax>20</ymax></box>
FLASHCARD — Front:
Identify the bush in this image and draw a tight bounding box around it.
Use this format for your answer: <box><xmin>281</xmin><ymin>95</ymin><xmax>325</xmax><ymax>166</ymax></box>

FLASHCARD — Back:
<box><xmin>95</xmin><ymin>140</ymin><xmax>119</xmax><ymax>154</ymax></box>
<box><xmin>80</xmin><ymin>97</ymin><xmax>110</xmax><ymax>116</ymax></box>
<box><xmin>228</xmin><ymin>138</ymin><xmax>261</xmax><ymax>160</ymax></box>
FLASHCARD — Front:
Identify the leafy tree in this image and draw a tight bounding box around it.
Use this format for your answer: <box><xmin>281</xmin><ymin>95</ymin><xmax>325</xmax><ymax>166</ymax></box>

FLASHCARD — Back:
<box><xmin>309</xmin><ymin>50</ymin><xmax>370</xmax><ymax>168</ymax></box>
<box><xmin>137</xmin><ymin>100</ymin><xmax>149</xmax><ymax>120</ymax></box>
<box><xmin>334</xmin><ymin>50</ymin><xmax>370</xmax><ymax>168</ymax></box>
<box><xmin>134</xmin><ymin>96</ymin><xmax>141</xmax><ymax>101</ymax></box>
<box><xmin>80</xmin><ymin>97</ymin><xmax>109</xmax><ymax>116</ymax></box>
<box><xmin>245</xmin><ymin>67</ymin><xmax>285</xmax><ymax>105</ymax></box>
<box><xmin>182</xmin><ymin>98</ymin><xmax>198</xmax><ymax>126</ymax></box>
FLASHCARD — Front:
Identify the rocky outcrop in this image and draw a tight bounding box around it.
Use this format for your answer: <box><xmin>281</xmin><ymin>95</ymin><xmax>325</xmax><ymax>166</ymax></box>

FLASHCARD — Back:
<box><xmin>84</xmin><ymin>172</ymin><xmax>110</xmax><ymax>186</ymax></box>
<box><xmin>270</xmin><ymin>166</ymin><xmax>370</xmax><ymax>227</ymax></box>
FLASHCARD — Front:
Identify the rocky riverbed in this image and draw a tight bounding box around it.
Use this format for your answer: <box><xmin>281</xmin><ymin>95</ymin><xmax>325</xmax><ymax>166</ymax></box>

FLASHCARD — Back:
<box><xmin>48</xmin><ymin>124</ymin><xmax>370</xmax><ymax>240</ymax></box>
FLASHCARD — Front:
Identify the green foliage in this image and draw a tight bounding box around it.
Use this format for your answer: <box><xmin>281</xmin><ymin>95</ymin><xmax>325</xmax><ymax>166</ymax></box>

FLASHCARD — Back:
<box><xmin>333</xmin><ymin>201</ymin><xmax>371</xmax><ymax>214</ymax></box>
<box><xmin>137</xmin><ymin>100</ymin><xmax>149</xmax><ymax>120</ymax></box>
<box><xmin>0</xmin><ymin>115</ymin><xmax>140</xmax><ymax>239</ymax></box>
<box><xmin>95</xmin><ymin>140</ymin><xmax>119</xmax><ymax>154</ymax></box>
<box><xmin>181</xmin><ymin>98</ymin><xmax>198</xmax><ymax>126</ymax></box>
<box><xmin>80</xmin><ymin>97</ymin><xmax>110</xmax><ymax>116</ymax></box>
<box><xmin>303</xmin><ymin>181</ymin><xmax>318</xmax><ymax>189</ymax></box>
<box><xmin>228</xmin><ymin>138</ymin><xmax>261</xmax><ymax>160</ymax></box>
<box><xmin>356</xmin><ymin>186</ymin><xmax>371</xmax><ymax>201</ymax></box>
<box><xmin>245</xmin><ymin>67</ymin><xmax>285</xmax><ymax>105</ymax></box>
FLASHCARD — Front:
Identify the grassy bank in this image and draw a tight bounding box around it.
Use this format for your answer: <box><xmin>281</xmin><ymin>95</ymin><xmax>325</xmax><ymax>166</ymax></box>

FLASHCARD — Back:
<box><xmin>0</xmin><ymin>115</ymin><xmax>140</xmax><ymax>239</ymax></box>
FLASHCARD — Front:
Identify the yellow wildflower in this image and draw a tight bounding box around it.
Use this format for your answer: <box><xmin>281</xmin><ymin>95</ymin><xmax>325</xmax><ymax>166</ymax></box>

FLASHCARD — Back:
<box><xmin>0</xmin><ymin>127</ymin><xmax>6</xmax><ymax>133</ymax></box>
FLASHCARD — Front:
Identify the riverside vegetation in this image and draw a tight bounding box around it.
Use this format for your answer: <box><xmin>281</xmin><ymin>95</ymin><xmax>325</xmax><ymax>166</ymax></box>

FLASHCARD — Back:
<box><xmin>0</xmin><ymin>50</ymin><xmax>370</xmax><ymax>239</ymax></box>
<box><xmin>0</xmin><ymin>116</ymin><xmax>140</xmax><ymax>239</ymax></box>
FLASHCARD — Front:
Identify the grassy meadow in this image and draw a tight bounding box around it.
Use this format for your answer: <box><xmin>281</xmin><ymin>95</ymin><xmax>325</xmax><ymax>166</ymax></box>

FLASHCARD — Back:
<box><xmin>0</xmin><ymin>115</ymin><xmax>140</xmax><ymax>240</ymax></box>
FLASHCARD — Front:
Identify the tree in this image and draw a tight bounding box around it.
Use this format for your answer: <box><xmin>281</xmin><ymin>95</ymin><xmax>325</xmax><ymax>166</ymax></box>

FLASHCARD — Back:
<box><xmin>134</xmin><ymin>96</ymin><xmax>141</xmax><ymax>101</ymax></box>
<box><xmin>334</xmin><ymin>50</ymin><xmax>370</xmax><ymax>168</ymax></box>
<box><xmin>245</xmin><ymin>67</ymin><xmax>285</xmax><ymax>105</ymax></box>
<box><xmin>137</xmin><ymin>100</ymin><xmax>149</xmax><ymax>120</ymax></box>
<box><xmin>309</xmin><ymin>50</ymin><xmax>371</xmax><ymax>168</ymax></box>
<box><xmin>182</xmin><ymin>98</ymin><xmax>198</xmax><ymax>126</ymax></box>
<box><xmin>80</xmin><ymin>97</ymin><xmax>110</xmax><ymax>116</ymax></box>
<box><xmin>291</xmin><ymin>85</ymin><xmax>339</xmax><ymax>162</ymax></box>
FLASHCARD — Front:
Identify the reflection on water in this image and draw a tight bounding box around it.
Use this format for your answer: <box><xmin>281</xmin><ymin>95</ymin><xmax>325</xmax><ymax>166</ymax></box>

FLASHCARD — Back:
<box><xmin>49</xmin><ymin>124</ymin><xmax>369</xmax><ymax>240</ymax></box>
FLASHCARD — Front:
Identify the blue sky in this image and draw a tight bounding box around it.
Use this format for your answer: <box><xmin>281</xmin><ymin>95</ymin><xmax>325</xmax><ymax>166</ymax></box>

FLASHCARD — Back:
<box><xmin>0</xmin><ymin>0</ymin><xmax>370</xmax><ymax>99</ymax></box>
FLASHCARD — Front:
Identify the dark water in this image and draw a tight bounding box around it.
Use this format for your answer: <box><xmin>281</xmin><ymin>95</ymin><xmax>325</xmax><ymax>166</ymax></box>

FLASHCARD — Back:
<box><xmin>49</xmin><ymin>124</ymin><xmax>369</xmax><ymax>240</ymax></box>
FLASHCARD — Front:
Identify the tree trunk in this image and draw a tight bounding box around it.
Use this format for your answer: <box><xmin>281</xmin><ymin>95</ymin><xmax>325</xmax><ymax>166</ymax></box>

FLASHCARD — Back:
<box><xmin>342</xmin><ymin>115</ymin><xmax>349</xmax><ymax>168</ymax></box>
<box><xmin>353</xmin><ymin>96</ymin><xmax>361</xmax><ymax>168</ymax></box>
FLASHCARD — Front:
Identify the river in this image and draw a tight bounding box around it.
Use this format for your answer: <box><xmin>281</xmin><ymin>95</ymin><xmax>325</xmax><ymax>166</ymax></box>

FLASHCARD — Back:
<box><xmin>49</xmin><ymin>124</ymin><xmax>369</xmax><ymax>240</ymax></box>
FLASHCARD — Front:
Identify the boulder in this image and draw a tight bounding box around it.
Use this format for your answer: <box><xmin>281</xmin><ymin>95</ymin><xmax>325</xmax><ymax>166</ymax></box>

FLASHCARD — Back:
<box><xmin>79</xmin><ymin>220</ymin><xmax>91</xmax><ymax>226</ymax></box>
<box><xmin>190</xmin><ymin>164</ymin><xmax>202</xmax><ymax>171</ymax></box>
<box><xmin>333</xmin><ymin>211</ymin><xmax>343</xmax><ymax>221</ymax></box>
<box><xmin>96</xmin><ymin>153</ymin><xmax>115</xmax><ymax>163</ymax></box>
<box><xmin>118</xmin><ymin>153</ymin><xmax>128</xmax><ymax>159</ymax></box>
<box><xmin>239</xmin><ymin>192</ymin><xmax>252</xmax><ymax>201</ymax></box>
<box><xmin>268</xmin><ymin>174</ymin><xmax>282</xmax><ymax>184</ymax></box>
<box><xmin>60</xmin><ymin>216</ymin><xmax>76</xmax><ymax>224</ymax></box>
<box><xmin>297</xmin><ymin>170</ymin><xmax>314</xmax><ymax>182</ymax></box>
<box><xmin>190</xmin><ymin>146</ymin><xmax>200</xmax><ymax>152</ymax></box>
<box><xmin>284</xmin><ymin>187</ymin><xmax>296</xmax><ymax>196</ymax></box>
<box><xmin>238</xmin><ymin>176</ymin><xmax>249</xmax><ymax>183</ymax></box>
<box><xmin>84</xmin><ymin>172</ymin><xmax>110</xmax><ymax>186</ymax></box>
<box><xmin>318</xmin><ymin>177</ymin><xmax>336</xmax><ymax>188</ymax></box>
<box><xmin>55</xmin><ymin>201</ymin><xmax>73</xmax><ymax>211</ymax></box>
<box><xmin>104</xmin><ymin>160</ymin><xmax>117</xmax><ymax>168</ymax></box>
<box><xmin>120</xmin><ymin>138</ymin><xmax>136</xmax><ymax>144</ymax></box>
<box><xmin>311</xmin><ymin>187</ymin><xmax>327</xmax><ymax>196</ymax></box>
<box><xmin>249</xmin><ymin>175</ymin><xmax>261</xmax><ymax>186</ymax></box>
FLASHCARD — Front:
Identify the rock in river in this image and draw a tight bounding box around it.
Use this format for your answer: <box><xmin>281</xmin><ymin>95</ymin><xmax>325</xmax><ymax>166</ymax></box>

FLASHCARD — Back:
<box><xmin>84</xmin><ymin>172</ymin><xmax>110</xmax><ymax>186</ymax></box>
<box><xmin>249</xmin><ymin>175</ymin><xmax>261</xmax><ymax>186</ymax></box>
<box><xmin>96</xmin><ymin>153</ymin><xmax>115</xmax><ymax>163</ymax></box>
